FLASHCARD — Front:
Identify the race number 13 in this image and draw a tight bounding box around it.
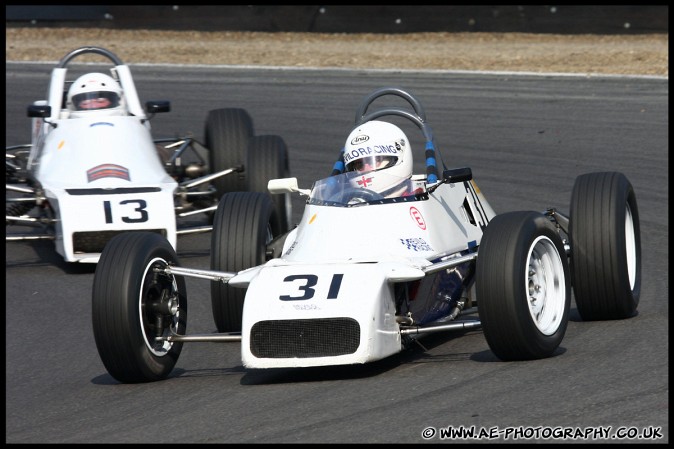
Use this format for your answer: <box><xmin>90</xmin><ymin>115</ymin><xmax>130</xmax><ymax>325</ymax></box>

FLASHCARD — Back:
<box><xmin>103</xmin><ymin>199</ymin><xmax>149</xmax><ymax>223</ymax></box>
<box><xmin>279</xmin><ymin>274</ymin><xmax>344</xmax><ymax>301</ymax></box>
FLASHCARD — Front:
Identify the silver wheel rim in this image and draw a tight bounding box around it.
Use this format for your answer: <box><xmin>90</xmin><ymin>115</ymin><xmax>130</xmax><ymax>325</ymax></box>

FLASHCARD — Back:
<box><xmin>139</xmin><ymin>257</ymin><xmax>180</xmax><ymax>356</ymax></box>
<box><xmin>625</xmin><ymin>203</ymin><xmax>637</xmax><ymax>289</ymax></box>
<box><xmin>526</xmin><ymin>236</ymin><xmax>566</xmax><ymax>336</ymax></box>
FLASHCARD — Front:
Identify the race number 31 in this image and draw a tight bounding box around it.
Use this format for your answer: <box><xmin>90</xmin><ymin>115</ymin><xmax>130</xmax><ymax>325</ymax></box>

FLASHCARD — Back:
<box><xmin>279</xmin><ymin>274</ymin><xmax>344</xmax><ymax>301</ymax></box>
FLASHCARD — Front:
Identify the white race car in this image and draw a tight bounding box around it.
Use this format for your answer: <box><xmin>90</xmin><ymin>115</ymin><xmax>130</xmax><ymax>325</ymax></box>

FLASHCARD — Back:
<box><xmin>91</xmin><ymin>87</ymin><xmax>641</xmax><ymax>383</ymax></box>
<box><xmin>6</xmin><ymin>46</ymin><xmax>291</xmax><ymax>263</ymax></box>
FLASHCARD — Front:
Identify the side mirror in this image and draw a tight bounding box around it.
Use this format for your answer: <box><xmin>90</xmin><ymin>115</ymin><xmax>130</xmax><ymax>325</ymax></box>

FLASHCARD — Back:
<box><xmin>267</xmin><ymin>177</ymin><xmax>311</xmax><ymax>196</ymax></box>
<box><xmin>442</xmin><ymin>167</ymin><xmax>472</xmax><ymax>183</ymax></box>
<box><xmin>146</xmin><ymin>101</ymin><xmax>170</xmax><ymax>114</ymax></box>
<box><xmin>27</xmin><ymin>104</ymin><xmax>51</xmax><ymax>118</ymax></box>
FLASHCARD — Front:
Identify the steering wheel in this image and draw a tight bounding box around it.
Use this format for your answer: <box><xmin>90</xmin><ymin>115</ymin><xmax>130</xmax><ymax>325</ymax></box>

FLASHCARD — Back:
<box><xmin>328</xmin><ymin>187</ymin><xmax>384</xmax><ymax>204</ymax></box>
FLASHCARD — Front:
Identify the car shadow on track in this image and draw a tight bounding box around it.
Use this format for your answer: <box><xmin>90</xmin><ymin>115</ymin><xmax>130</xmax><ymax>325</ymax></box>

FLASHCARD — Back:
<box><xmin>6</xmin><ymin>238</ymin><xmax>97</xmax><ymax>274</ymax></box>
<box><xmin>88</xmin><ymin>328</ymin><xmax>568</xmax><ymax>386</ymax></box>
<box><xmin>237</xmin><ymin>328</ymin><xmax>509</xmax><ymax>385</ymax></box>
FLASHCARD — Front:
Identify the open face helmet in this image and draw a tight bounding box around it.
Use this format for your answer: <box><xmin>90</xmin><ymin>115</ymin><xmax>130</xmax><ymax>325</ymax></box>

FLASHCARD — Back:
<box><xmin>343</xmin><ymin>120</ymin><xmax>412</xmax><ymax>196</ymax></box>
<box><xmin>67</xmin><ymin>73</ymin><xmax>126</xmax><ymax>119</ymax></box>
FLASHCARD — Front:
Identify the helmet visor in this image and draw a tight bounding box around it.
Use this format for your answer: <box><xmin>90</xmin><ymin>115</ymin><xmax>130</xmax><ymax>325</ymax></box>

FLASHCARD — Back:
<box><xmin>346</xmin><ymin>155</ymin><xmax>397</xmax><ymax>173</ymax></box>
<box><xmin>73</xmin><ymin>91</ymin><xmax>120</xmax><ymax>111</ymax></box>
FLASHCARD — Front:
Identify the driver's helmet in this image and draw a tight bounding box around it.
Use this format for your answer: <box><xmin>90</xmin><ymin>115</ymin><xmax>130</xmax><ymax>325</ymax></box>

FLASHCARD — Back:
<box><xmin>343</xmin><ymin>120</ymin><xmax>412</xmax><ymax>197</ymax></box>
<box><xmin>66</xmin><ymin>73</ymin><xmax>126</xmax><ymax>119</ymax></box>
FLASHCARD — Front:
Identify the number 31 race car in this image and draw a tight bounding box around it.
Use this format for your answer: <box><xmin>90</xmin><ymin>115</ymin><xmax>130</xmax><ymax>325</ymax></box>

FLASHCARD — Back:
<box><xmin>91</xmin><ymin>87</ymin><xmax>641</xmax><ymax>383</ymax></box>
<box><xmin>6</xmin><ymin>46</ymin><xmax>291</xmax><ymax>263</ymax></box>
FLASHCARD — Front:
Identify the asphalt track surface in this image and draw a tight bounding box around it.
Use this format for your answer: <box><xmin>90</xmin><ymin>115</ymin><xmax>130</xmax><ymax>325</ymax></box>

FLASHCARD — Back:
<box><xmin>5</xmin><ymin>63</ymin><xmax>668</xmax><ymax>443</ymax></box>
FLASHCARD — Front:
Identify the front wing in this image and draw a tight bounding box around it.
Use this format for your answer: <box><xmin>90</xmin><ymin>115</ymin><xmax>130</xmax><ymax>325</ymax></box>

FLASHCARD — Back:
<box><xmin>240</xmin><ymin>261</ymin><xmax>425</xmax><ymax>369</ymax></box>
<box><xmin>48</xmin><ymin>185</ymin><xmax>177</xmax><ymax>263</ymax></box>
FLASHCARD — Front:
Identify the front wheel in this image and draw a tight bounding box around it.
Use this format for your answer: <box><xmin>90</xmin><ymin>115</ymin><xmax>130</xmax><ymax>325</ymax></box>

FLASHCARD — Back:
<box><xmin>476</xmin><ymin>211</ymin><xmax>570</xmax><ymax>361</ymax></box>
<box><xmin>569</xmin><ymin>171</ymin><xmax>641</xmax><ymax>320</ymax></box>
<box><xmin>92</xmin><ymin>232</ymin><xmax>186</xmax><ymax>383</ymax></box>
<box><xmin>211</xmin><ymin>192</ymin><xmax>275</xmax><ymax>332</ymax></box>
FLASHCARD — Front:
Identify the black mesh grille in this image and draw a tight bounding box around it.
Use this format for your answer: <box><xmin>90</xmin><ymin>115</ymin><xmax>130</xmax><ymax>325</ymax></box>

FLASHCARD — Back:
<box><xmin>250</xmin><ymin>318</ymin><xmax>360</xmax><ymax>358</ymax></box>
<box><xmin>72</xmin><ymin>229</ymin><xmax>166</xmax><ymax>253</ymax></box>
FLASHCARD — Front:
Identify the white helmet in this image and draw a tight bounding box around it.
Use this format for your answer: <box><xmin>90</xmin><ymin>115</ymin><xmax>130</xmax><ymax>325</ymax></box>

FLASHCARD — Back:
<box><xmin>67</xmin><ymin>73</ymin><xmax>126</xmax><ymax>119</ymax></box>
<box><xmin>343</xmin><ymin>120</ymin><xmax>412</xmax><ymax>196</ymax></box>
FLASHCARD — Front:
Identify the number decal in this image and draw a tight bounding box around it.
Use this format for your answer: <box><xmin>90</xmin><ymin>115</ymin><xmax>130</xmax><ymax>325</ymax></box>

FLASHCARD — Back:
<box><xmin>327</xmin><ymin>274</ymin><xmax>344</xmax><ymax>299</ymax></box>
<box><xmin>279</xmin><ymin>274</ymin><xmax>343</xmax><ymax>301</ymax></box>
<box><xmin>103</xmin><ymin>199</ymin><xmax>149</xmax><ymax>224</ymax></box>
<box><xmin>120</xmin><ymin>199</ymin><xmax>148</xmax><ymax>223</ymax></box>
<box><xmin>103</xmin><ymin>201</ymin><xmax>113</xmax><ymax>224</ymax></box>
<box><xmin>280</xmin><ymin>275</ymin><xmax>318</xmax><ymax>301</ymax></box>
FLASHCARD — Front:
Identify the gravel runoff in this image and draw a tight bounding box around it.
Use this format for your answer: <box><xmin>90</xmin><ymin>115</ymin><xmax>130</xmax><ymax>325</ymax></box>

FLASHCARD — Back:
<box><xmin>5</xmin><ymin>27</ymin><xmax>669</xmax><ymax>77</ymax></box>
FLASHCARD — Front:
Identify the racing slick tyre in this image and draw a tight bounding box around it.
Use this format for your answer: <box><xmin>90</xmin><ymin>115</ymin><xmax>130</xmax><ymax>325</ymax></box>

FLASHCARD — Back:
<box><xmin>569</xmin><ymin>172</ymin><xmax>641</xmax><ymax>320</ymax></box>
<box><xmin>246</xmin><ymin>134</ymin><xmax>292</xmax><ymax>235</ymax></box>
<box><xmin>205</xmin><ymin>108</ymin><xmax>254</xmax><ymax>197</ymax></box>
<box><xmin>211</xmin><ymin>192</ymin><xmax>275</xmax><ymax>332</ymax></box>
<box><xmin>92</xmin><ymin>232</ymin><xmax>186</xmax><ymax>383</ymax></box>
<box><xmin>476</xmin><ymin>211</ymin><xmax>571</xmax><ymax>361</ymax></box>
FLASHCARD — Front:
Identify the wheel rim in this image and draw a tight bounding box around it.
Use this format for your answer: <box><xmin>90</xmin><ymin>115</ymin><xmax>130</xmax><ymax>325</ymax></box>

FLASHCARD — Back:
<box><xmin>526</xmin><ymin>236</ymin><xmax>566</xmax><ymax>336</ymax></box>
<box><xmin>625</xmin><ymin>203</ymin><xmax>637</xmax><ymax>289</ymax></box>
<box><xmin>139</xmin><ymin>257</ymin><xmax>181</xmax><ymax>356</ymax></box>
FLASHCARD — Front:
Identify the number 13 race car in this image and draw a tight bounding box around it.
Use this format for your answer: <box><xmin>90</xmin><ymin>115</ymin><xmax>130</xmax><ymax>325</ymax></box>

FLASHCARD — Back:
<box><xmin>6</xmin><ymin>46</ymin><xmax>291</xmax><ymax>263</ymax></box>
<box><xmin>91</xmin><ymin>87</ymin><xmax>641</xmax><ymax>383</ymax></box>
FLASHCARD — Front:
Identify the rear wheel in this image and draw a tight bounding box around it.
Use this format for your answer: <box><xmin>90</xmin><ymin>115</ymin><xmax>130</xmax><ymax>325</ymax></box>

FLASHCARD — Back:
<box><xmin>210</xmin><ymin>192</ymin><xmax>275</xmax><ymax>332</ymax></box>
<box><xmin>569</xmin><ymin>172</ymin><xmax>641</xmax><ymax>320</ymax></box>
<box><xmin>476</xmin><ymin>211</ymin><xmax>570</xmax><ymax>361</ymax></box>
<box><xmin>205</xmin><ymin>108</ymin><xmax>254</xmax><ymax>196</ymax></box>
<box><xmin>246</xmin><ymin>134</ymin><xmax>292</xmax><ymax>235</ymax></box>
<box><xmin>92</xmin><ymin>232</ymin><xmax>186</xmax><ymax>383</ymax></box>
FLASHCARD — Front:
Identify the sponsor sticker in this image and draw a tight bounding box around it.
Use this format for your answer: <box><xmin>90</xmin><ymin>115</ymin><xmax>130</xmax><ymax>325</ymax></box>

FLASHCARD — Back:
<box><xmin>400</xmin><ymin>237</ymin><xmax>433</xmax><ymax>252</ymax></box>
<box><xmin>410</xmin><ymin>206</ymin><xmax>426</xmax><ymax>230</ymax></box>
<box><xmin>87</xmin><ymin>163</ymin><xmax>130</xmax><ymax>182</ymax></box>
